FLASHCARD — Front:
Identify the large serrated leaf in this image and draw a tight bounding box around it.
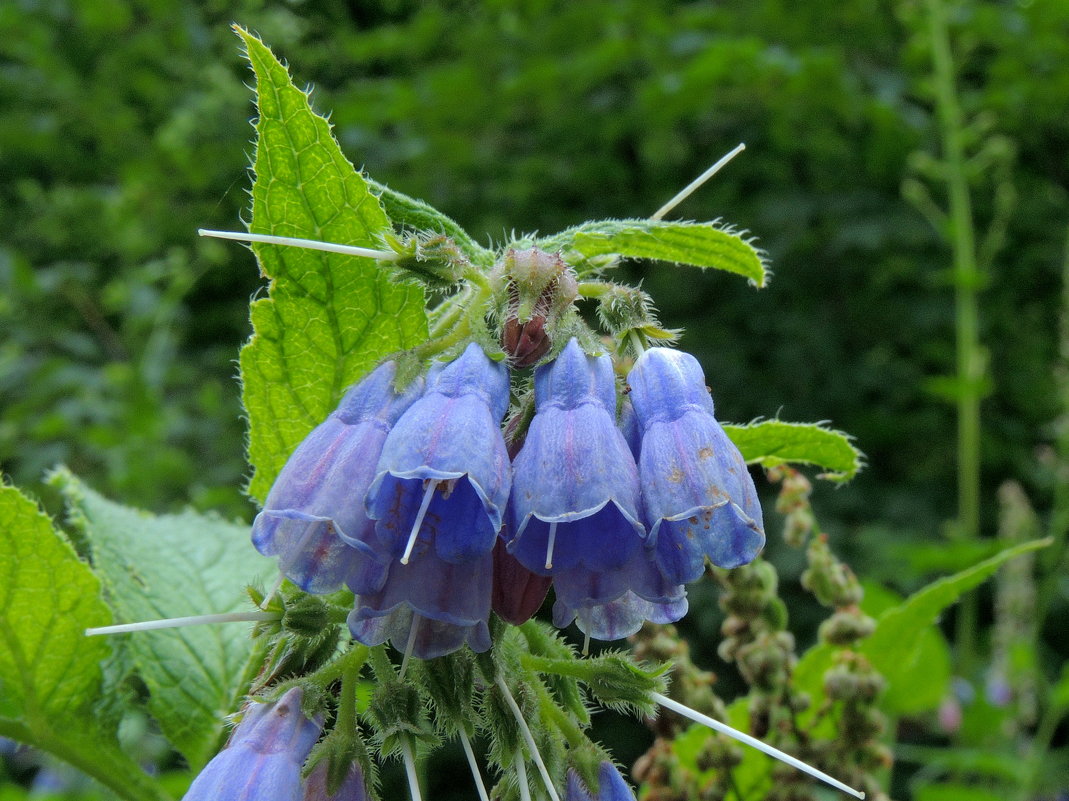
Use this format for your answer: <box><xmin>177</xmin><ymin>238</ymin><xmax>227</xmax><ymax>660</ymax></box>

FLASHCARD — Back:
<box><xmin>234</xmin><ymin>27</ymin><xmax>429</xmax><ymax>502</ymax></box>
<box><xmin>723</xmin><ymin>420</ymin><xmax>862</xmax><ymax>482</ymax></box>
<box><xmin>0</xmin><ymin>484</ymin><xmax>112</xmax><ymax>726</ymax></box>
<box><xmin>0</xmin><ymin>483</ymin><xmax>168</xmax><ymax>801</ymax></box>
<box><xmin>539</xmin><ymin>219</ymin><xmax>768</xmax><ymax>286</ymax></box>
<box><xmin>51</xmin><ymin>468</ymin><xmax>272</xmax><ymax>772</ymax></box>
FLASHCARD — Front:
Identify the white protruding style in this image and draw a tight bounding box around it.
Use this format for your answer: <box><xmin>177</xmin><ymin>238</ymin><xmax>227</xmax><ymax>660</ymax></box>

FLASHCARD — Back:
<box><xmin>401</xmin><ymin>738</ymin><xmax>423</xmax><ymax>801</ymax></box>
<box><xmin>650</xmin><ymin>143</ymin><xmax>746</xmax><ymax>221</ymax></box>
<box><xmin>651</xmin><ymin>691</ymin><xmax>865</xmax><ymax>799</ymax></box>
<box><xmin>85</xmin><ymin>611</ymin><xmax>278</xmax><ymax>637</ymax></box>
<box><xmin>198</xmin><ymin>229</ymin><xmax>400</xmax><ymax>261</ymax></box>
<box><xmin>545</xmin><ymin>521</ymin><xmax>558</xmax><ymax>570</ymax></box>
<box><xmin>459</xmin><ymin>729</ymin><xmax>492</xmax><ymax>801</ymax></box>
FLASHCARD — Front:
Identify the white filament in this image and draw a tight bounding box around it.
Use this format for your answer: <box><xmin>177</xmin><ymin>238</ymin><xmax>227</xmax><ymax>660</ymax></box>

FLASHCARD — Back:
<box><xmin>651</xmin><ymin>691</ymin><xmax>865</xmax><ymax>799</ymax></box>
<box><xmin>459</xmin><ymin>729</ymin><xmax>491</xmax><ymax>801</ymax></box>
<box><xmin>85</xmin><ymin>610</ymin><xmax>277</xmax><ymax>637</ymax></box>
<box><xmin>401</xmin><ymin>481</ymin><xmax>438</xmax><ymax>565</ymax></box>
<box><xmin>495</xmin><ymin>676</ymin><xmax>562</xmax><ymax>801</ymax></box>
<box><xmin>545</xmin><ymin>522</ymin><xmax>558</xmax><ymax>570</ymax></box>
<box><xmin>198</xmin><ymin>229</ymin><xmax>399</xmax><ymax>261</ymax></box>
<box><xmin>651</xmin><ymin>143</ymin><xmax>746</xmax><ymax>221</ymax></box>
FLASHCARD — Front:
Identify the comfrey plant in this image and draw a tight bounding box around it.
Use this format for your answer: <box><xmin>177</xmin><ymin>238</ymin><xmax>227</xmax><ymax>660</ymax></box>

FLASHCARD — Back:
<box><xmin>1</xmin><ymin>25</ymin><xmax>1047</xmax><ymax>801</ymax></box>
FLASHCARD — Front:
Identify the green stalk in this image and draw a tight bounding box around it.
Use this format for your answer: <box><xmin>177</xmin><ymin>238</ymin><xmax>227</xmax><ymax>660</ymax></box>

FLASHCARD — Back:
<box><xmin>925</xmin><ymin>0</ymin><xmax>985</xmax><ymax>673</ymax></box>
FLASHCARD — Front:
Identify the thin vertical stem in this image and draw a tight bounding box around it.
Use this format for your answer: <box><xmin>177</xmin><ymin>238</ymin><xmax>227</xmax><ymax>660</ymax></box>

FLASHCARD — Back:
<box><xmin>925</xmin><ymin>0</ymin><xmax>984</xmax><ymax>673</ymax></box>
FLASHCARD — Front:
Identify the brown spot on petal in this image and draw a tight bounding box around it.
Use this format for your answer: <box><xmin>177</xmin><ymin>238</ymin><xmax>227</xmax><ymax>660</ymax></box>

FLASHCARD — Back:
<box><xmin>698</xmin><ymin>446</ymin><xmax>713</xmax><ymax>460</ymax></box>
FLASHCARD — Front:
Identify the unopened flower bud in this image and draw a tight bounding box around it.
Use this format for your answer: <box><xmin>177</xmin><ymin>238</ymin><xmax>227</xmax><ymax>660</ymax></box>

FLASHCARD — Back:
<box><xmin>496</xmin><ymin>248</ymin><xmax>578</xmax><ymax>367</ymax></box>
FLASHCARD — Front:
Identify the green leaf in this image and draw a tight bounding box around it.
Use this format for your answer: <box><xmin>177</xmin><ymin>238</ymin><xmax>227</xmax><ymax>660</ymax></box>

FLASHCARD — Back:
<box><xmin>722</xmin><ymin>420</ymin><xmax>863</xmax><ymax>482</ymax></box>
<box><xmin>50</xmin><ymin>468</ymin><xmax>273</xmax><ymax>771</ymax></box>
<box><xmin>234</xmin><ymin>27</ymin><xmax>429</xmax><ymax>502</ymax></box>
<box><xmin>860</xmin><ymin>582</ymin><xmax>950</xmax><ymax>715</ymax></box>
<box><xmin>794</xmin><ymin>539</ymin><xmax>1051</xmax><ymax>719</ymax></box>
<box><xmin>539</xmin><ymin>219</ymin><xmax>768</xmax><ymax>287</ymax></box>
<box><xmin>367</xmin><ymin>178</ymin><xmax>494</xmax><ymax>267</ymax></box>
<box><xmin>0</xmin><ymin>483</ymin><xmax>168</xmax><ymax>801</ymax></box>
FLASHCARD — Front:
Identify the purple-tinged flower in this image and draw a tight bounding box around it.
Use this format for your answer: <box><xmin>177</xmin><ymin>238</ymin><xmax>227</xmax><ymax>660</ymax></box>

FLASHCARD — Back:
<box><xmin>182</xmin><ymin>687</ymin><xmax>321</xmax><ymax>801</ymax></box>
<box><xmin>348</xmin><ymin>545</ymin><xmax>492</xmax><ymax>659</ymax></box>
<box><xmin>252</xmin><ymin>361</ymin><xmax>423</xmax><ymax>594</ymax></box>
<box><xmin>506</xmin><ymin>338</ymin><xmax>645</xmax><ymax>577</ymax></box>
<box><xmin>366</xmin><ymin>343</ymin><xmax>511</xmax><ymax>566</ymax></box>
<box><xmin>628</xmin><ymin>348</ymin><xmax>765</xmax><ymax>585</ymax></box>
<box><xmin>552</xmin><ymin>546</ymin><xmax>687</xmax><ymax>640</ymax></box>
<box><xmin>565</xmin><ymin>763</ymin><xmax>637</xmax><ymax>801</ymax></box>
<box><xmin>302</xmin><ymin>760</ymin><xmax>369</xmax><ymax>801</ymax></box>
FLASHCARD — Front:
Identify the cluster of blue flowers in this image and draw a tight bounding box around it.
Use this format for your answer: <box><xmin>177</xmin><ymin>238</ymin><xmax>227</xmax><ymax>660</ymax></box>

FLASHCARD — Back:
<box><xmin>254</xmin><ymin>338</ymin><xmax>764</xmax><ymax>659</ymax></box>
<box><xmin>182</xmin><ymin>687</ymin><xmax>367</xmax><ymax>801</ymax></box>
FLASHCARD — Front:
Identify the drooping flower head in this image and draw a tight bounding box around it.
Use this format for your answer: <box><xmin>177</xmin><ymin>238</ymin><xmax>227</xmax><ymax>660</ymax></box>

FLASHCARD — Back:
<box><xmin>252</xmin><ymin>361</ymin><xmax>423</xmax><ymax>594</ymax></box>
<box><xmin>182</xmin><ymin>687</ymin><xmax>321</xmax><ymax>801</ymax></box>
<box><xmin>628</xmin><ymin>347</ymin><xmax>765</xmax><ymax>585</ymax></box>
<box><xmin>506</xmin><ymin>338</ymin><xmax>644</xmax><ymax>578</ymax></box>
<box><xmin>365</xmin><ymin>342</ymin><xmax>511</xmax><ymax>567</ymax></box>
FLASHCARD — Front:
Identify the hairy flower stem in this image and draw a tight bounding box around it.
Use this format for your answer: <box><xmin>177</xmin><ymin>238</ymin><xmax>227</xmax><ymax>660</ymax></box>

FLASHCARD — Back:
<box><xmin>924</xmin><ymin>0</ymin><xmax>984</xmax><ymax>673</ymax></box>
<box><xmin>651</xmin><ymin>692</ymin><xmax>864</xmax><ymax>799</ymax></box>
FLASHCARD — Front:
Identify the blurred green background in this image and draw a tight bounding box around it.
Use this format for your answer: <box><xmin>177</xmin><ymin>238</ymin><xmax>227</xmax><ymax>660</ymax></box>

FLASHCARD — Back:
<box><xmin>1</xmin><ymin>0</ymin><xmax>1067</xmax><ymax>798</ymax></box>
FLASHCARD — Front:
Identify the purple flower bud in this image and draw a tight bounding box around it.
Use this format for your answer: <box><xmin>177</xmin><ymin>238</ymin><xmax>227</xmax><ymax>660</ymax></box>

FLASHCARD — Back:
<box><xmin>366</xmin><ymin>343</ymin><xmax>511</xmax><ymax>565</ymax></box>
<box><xmin>565</xmin><ymin>763</ymin><xmax>637</xmax><ymax>801</ymax></box>
<box><xmin>182</xmin><ymin>687</ymin><xmax>321</xmax><ymax>801</ymax></box>
<box><xmin>628</xmin><ymin>348</ymin><xmax>765</xmax><ymax>584</ymax></box>
<box><xmin>348</xmin><ymin>546</ymin><xmax>492</xmax><ymax>659</ymax></box>
<box><xmin>506</xmin><ymin>339</ymin><xmax>644</xmax><ymax>576</ymax></box>
<box><xmin>252</xmin><ymin>361</ymin><xmax>422</xmax><ymax>593</ymax></box>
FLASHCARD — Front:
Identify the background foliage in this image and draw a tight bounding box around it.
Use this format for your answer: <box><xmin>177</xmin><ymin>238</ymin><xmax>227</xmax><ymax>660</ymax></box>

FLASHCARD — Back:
<box><xmin>1</xmin><ymin>1</ymin><xmax>1066</xmax><ymax>799</ymax></box>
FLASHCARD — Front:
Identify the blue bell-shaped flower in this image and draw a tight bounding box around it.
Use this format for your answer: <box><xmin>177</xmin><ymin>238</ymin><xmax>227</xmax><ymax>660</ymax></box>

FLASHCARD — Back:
<box><xmin>181</xmin><ymin>687</ymin><xmax>321</xmax><ymax>801</ymax></box>
<box><xmin>551</xmin><ymin>544</ymin><xmax>687</xmax><ymax>640</ymax></box>
<box><xmin>252</xmin><ymin>361</ymin><xmax>423</xmax><ymax>594</ymax></box>
<box><xmin>365</xmin><ymin>343</ymin><xmax>511</xmax><ymax>566</ymax></box>
<box><xmin>506</xmin><ymin>338</ymin><xmax>644</xmax><ymax>577</ymax></box>
<box><xmin>347</xmin><ymin>543</ymin><xmax>493</xmax><ymax>659</ymax></box>
<box><xmin>628</xmin><ymin>347</ymin><xmax>765</xmax><ymax>584</ymax></box>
